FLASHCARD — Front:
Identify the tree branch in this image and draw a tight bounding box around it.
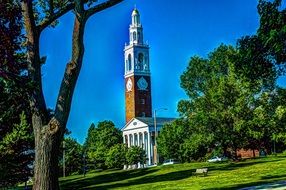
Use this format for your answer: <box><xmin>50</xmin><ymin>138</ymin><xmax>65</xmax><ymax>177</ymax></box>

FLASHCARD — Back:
<box><xmin>22</xmin><ymin>0</ymin><xmax>49</xmax><ymax>121</ymax></box>
<box><xmin>49</xmin><ymin>0</ymin><xmax>54</xmax><ymax>16</ymax></box>
<box><xmin>38</xmin><ymin>3</ymin><xmax>75</xmax><ymax>32</ymax></box>
<box><xmin>85</xmin><ymin>0</ymin><xmax>123</xmax><ymax>19</ymax></box>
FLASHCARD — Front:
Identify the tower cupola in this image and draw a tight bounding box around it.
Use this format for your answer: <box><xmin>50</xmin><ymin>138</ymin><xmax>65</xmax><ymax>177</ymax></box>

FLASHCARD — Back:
<box><xmin>132</xmin><ymin>8</ymin><xmax>140</xmax><ymax>26</ymax></box>
<box><xmin>129</xmin><ymin>8</ymin><xmax>143</xmax><ymax>45</ymax></box>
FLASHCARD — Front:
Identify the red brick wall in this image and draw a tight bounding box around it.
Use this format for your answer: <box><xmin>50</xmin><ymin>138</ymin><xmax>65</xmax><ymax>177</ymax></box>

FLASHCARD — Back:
<box><xmin>125</xmin><ymin>76</ymin><xmax>135</xmax><ymax>123</ymax></box>
<box><xmin>134</xmin><ymin>75</ymin><xmax>152</xmax><ymax>118</ymax></box>
<box><xmin>237</xmin><ymin>149</ymin><xmax>259</xmax><ymax>158</ymax></box>
<box><xmin>125</xmin><ymin>75</ymin><xmax>152</xmax><ymax>123</ymax></box>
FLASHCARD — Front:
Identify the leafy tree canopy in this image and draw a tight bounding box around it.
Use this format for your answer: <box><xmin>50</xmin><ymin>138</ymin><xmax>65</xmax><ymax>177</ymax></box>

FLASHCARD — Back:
<box><xmin>84</xmin><ymin>121</ymin><xmax>122</xmax><ymax>169</ymax></box>
<box><xmin>59</xmin><ymin>137</ymin><xmax>83</xmax><ymax>176</ymax></box>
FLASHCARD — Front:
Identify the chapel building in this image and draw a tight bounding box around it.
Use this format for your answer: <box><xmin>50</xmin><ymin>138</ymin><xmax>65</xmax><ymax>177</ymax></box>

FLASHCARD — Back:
<box><xmin>121</xmin><ymin>8</ymin><xmax>175</xmax><ymax>166</ymax></box>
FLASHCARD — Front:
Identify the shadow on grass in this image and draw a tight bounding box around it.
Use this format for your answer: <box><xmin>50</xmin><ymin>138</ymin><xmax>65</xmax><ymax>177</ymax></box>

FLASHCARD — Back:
<box><xmin>93</xmin><ymin>169</ymin><xmax>194</xmax><ymax>190</ymax></box>
<box><xmin>204</xmin><ymin>180</ymin><xmax>286</xmax><ymax>190</ymax></box>
<box><xmin>207</xmin><ymin>157</ymin><xmax>283</xmax><ymax>172</ymax></box>
<box><xmin>261</xmin><ymin>174</ymin><xmax>286</xmax><ymax>180</ymax></box>
<box><xmin>60</xmin><ymin>168</ymin><xmax>159</xmax><ymax>190</ymax></box>
<box><xmin>203</xmin><ymin>172</ymin><xmax>286</xmax><ymax>190</ymax></box>
<box><xmin>23</xmin><ymin>156</ymin><xmax>286</xmax><ymax>190</ymax></box>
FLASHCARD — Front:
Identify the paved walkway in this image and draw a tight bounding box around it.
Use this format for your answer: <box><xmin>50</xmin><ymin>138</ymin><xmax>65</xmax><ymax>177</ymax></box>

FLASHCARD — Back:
<box><xmin>240</xmin><ymin>181</ymin><xmax>286</xmax><ymax>190</ymax></box>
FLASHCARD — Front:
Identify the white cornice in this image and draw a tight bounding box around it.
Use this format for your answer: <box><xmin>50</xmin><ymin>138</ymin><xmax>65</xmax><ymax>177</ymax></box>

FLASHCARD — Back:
<box><xmin>124</xmin><ymin>72</ymin><xmax>151</xmax><ymax>78</ymax></box>
<box><xmin>124</xmin><ymin>43</ymin><xmax>149</xmax><ymax>51</ymax></box>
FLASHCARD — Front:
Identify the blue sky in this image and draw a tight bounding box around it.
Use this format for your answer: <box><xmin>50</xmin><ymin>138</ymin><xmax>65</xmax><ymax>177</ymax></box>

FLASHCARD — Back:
<box><xmin>40</xmin><ymin>0</ymin><xmax>285</xmax><ymax>144</ymax></box>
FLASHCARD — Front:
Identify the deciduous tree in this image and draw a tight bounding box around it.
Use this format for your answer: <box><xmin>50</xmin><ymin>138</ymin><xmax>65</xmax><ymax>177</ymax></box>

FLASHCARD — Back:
<box><xmin>179</xmin><ymin>45</ymin><xmax>253</xmax><ymax>157</ymax></box>
<box><xmin>235</xmin><ymin>0</ymin><xmax>286</xmax><ymax>88</ymax></box>
<box><xmin>21</xmin><ymin>0</ymin><xmax>123</xmax><ymax>188</ymax></box>
<box><xmin>59</xmin><ymin>137</ymin><xmax>83</xmax><ymax>176</ymax></box>
<box><xmin>105</xmin><ymin>144</ymin><xmax>127</xmax><ymax>169</ymax></box>
<box><xmin>126</xmin><ymin>146</ymin><xmax>146</xmax><ymax>166</ymax></box>
<box><xmin>84</xmin><ymin>121</ymin><xmax>122</xmax><ymax>169</ymax></box>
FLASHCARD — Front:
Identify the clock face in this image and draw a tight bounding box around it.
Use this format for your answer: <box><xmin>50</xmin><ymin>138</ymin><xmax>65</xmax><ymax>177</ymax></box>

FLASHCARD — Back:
<box><xmin>126</xmin><ymin>78</ymin><xmax>132</xmax><ymax>92</ymax></box>
<box><xmin>137</xmin><ymin>77</ymin><xmax>148</xmax><ymax>90</ymax></box>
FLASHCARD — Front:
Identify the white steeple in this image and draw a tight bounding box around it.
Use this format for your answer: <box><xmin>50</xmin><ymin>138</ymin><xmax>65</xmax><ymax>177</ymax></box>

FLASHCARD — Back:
<box><xmin>124</xmin><ymin>8</ymin><xmax>150</xmax><ymax>77</ymax></box>
<box><xmin>129</xmin><ymin>8</ymin><xmax>143</xmax><ymax>45</ymax></box>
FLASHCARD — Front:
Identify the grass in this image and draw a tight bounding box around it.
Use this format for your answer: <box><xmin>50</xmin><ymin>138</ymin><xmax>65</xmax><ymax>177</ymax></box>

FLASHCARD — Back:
<box><xmin>58</xmin><ymin>155</ymin><xmax>286</xmax><ymax>190</ymax></box>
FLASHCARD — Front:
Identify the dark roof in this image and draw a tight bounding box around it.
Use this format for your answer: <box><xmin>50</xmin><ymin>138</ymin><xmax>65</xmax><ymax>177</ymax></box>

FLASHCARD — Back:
<box><xmin>136</xmin><ymin>117</ymin><xmax>176</xmax><ymax>126</ymax></box>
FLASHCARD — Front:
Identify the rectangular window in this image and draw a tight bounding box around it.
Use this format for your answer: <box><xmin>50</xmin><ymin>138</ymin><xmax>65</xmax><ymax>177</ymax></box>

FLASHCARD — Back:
<box><xmin>140</xmin><ymin>99</ymin><xmax>145</xmax><ymax>104</ymax></box>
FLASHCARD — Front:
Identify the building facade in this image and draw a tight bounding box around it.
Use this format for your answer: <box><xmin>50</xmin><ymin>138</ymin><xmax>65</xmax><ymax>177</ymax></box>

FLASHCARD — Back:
<box><xmin>122</xmin><ymin>117</ymin><xmax>175</xmax><ymax>165</ymax></box>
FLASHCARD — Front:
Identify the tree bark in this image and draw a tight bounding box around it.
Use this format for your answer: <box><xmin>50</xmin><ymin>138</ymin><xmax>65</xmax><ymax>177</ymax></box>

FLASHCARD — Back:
<box><xmin>33</xmin><ymin>117</ymin><xmax>61</xmax><ymax>190</ymax></box>
<box><xmin>22</xmin><ymin>1</ymin><xmax>48</xmax><ymax>119</ymax></box>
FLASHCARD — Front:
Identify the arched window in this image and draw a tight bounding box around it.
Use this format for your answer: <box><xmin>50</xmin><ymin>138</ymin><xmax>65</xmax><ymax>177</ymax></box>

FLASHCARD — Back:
<box><xmin>133</xmin><ymin>31</ymin><xmax>137</xmax><ymax>41</ymax></box>
<box><xmin>138</xmin><ymin>53</ymin><xmax>144</xmax><ymax>70</ymax></box>
<box><xmin>128</xmin><ymin>54</ymin><xmax>132</xmax><ymax>71</ymax></box>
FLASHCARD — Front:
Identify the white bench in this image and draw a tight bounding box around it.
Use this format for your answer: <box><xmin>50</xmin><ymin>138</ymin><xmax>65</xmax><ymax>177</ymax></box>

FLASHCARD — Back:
<box><xmin>194</xmin><ymin>168</ymin><xmax>208</xmax><ymax>176</ymax></box>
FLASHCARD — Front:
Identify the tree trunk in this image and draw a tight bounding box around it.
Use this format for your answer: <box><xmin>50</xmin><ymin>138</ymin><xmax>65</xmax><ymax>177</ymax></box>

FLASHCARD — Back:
<box><xmin>22</xmin><ymin>2</ymin><xmax>60</xmax><ymax>189</ymax></box>
<box><xmin>22</xmin><ymin>0</ymin><xmax>121</xmax><ymax>188</ymax></box>
<box><xmin>32</xmin><ymin>16</ymin><xmax>86</xmax><ymax>190</ymax></box>
<box><xmin>33</xmin><ymin>115</ymin><xmax>62</xmax><ymax>190</ymax></box>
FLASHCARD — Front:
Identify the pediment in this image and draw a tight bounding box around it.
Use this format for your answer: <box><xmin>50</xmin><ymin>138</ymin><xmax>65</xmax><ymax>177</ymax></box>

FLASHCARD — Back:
<box><xmin>122</xmin><ymin>118</ymin><xmax>149</xmax><ymax>132</ymax></box>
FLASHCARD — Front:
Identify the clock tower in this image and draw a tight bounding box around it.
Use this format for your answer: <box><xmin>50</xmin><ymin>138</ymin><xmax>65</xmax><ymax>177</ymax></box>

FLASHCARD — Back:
<box><xmin>124</xmin><ymin>8</ymin><xmax>152</xmax><ymax>123</ymax></box>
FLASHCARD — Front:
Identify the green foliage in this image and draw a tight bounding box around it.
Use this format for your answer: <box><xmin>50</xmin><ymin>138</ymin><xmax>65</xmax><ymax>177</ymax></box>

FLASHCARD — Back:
<box><xmin>178</xmin><ymin>45</ymin><xmax>254</xmax><ymax>157</ymax></box>
<box><xmin>34</xmin><ymin>0</ymin><xmax>73</xmax><ymax>27</ymax></box>
<box><xmin>0</xmin><ymin>0</ymin><xmax>33</xmax><ymax>187</ymax></box>
<box><xmin>157</xmin><ymin>119</ymin><xmax>192</xmax><ymax>162</ymax></box>
<box><xmin>258</xmin><ymin>0</ymin><xmax>286</xmax><ymax>65</ymax></box>
<box><xmin>173</xmin><ymin>42</ymin><xmax>286</xmax><ymax>161</ymax></box>
<box><xmin>125</xmin><ymin>146</ymin><xmax>146</xmax><ymax>165</ymax></box>
<box><xmin>59</xmin><ymin>137</ymin><xmax>83</xmax><ymax>176</ymax></box>
<box><xmin>105</xmin><ymin>144</ymin><xmax>127</xmax><ymax>169</ymax></box>
<box><xmin>0</xmin><ymin>113</ymin><xmax>33</xmax><ymax>153</ymax></box>
<box><xmin>84</xmin><ymin>121</ymin><xmax>122</xmax><ymax>169</ymax></box>
<box><xmin>235</xmin><ymin>0</ymin><xmax>286</xmax><ymax>88</ymax></box>
<box><xmin>0</xmin><ymin>113</ymin><xmax>33</xmax><ymax>187</ymax></box>
<box><xmin>181</xmin><ymin>133</ymin><xmax>212</xmax><ymax>161</ymax></box>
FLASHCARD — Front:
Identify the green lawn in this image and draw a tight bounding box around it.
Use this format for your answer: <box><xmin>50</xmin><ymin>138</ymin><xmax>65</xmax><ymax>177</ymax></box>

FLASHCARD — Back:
<box><xmin>59</xmin><ymin>155</ymin><xmax>286</xmax><ymax>190</ymax></box>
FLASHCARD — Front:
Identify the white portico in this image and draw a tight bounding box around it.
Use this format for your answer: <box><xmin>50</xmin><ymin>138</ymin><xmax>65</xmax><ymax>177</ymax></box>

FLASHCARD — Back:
<box><xmin>122</xmin><ymin>117</ymin><xmax>175</xmax><ymax>165</ymax></box>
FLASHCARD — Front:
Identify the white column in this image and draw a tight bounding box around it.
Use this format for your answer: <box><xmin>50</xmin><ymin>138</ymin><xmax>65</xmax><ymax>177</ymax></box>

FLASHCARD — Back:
<box><xmin>128</xmin><ymin>134</ymin><xmax>131</xmax><ymax>147</ymax></box>
<box><xmin>148</xmin><ymin>132</ymin><xmax>151</xmax><ymax>165</ymax></box>
<box><xmin>143</xmin><ymin>132</ymin><xmax>148</xmax><ymax>151</ymax></box>
<box><xmin>139</xmin><ymin>133</ymin><xmax>143</xmax><ymax>148</ymax></box>
<box><xmin>137</xmin><ymin>133</ymin><xmax>139</xmax><ymax>146</ymax></box>
<box><xmin>133</xmin><ymin>134</ymin><xmax>135</xmax><ymax>146</ymax></box>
